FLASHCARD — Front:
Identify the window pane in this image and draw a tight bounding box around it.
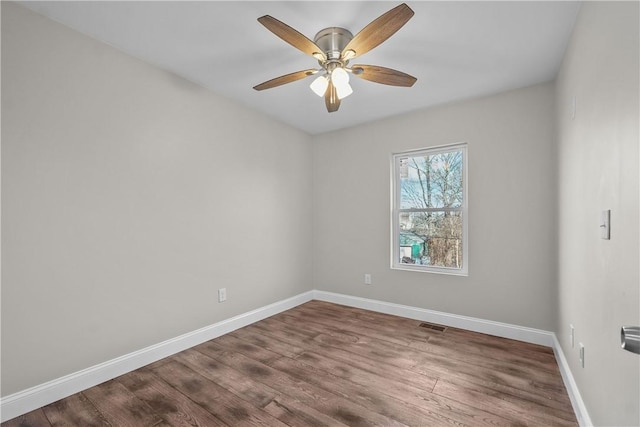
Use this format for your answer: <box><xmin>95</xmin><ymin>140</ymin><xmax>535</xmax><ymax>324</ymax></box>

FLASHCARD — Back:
<box><xmin>399</xmin><ymin>211</ymin><xmax>463</xmax><ymax>269</ymax></box>
<box><xmin>399</xmin><ymin>150</ymin><xmax>463</xmax><ymax>209</ymax></box>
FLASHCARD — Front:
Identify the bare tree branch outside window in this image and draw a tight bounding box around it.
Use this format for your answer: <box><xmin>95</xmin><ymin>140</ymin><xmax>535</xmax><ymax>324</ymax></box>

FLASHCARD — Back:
<box><xmin>397</xmin><ymin>149</ymin><xmax>464</xmax><ymax>269</ymax></box>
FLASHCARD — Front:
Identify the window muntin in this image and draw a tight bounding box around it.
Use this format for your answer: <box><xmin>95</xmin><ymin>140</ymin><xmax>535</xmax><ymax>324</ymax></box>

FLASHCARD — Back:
<box><xmin>392</xmin><ymin>144</ymin><xmax>468</xmax><ymax>275</ymax></box>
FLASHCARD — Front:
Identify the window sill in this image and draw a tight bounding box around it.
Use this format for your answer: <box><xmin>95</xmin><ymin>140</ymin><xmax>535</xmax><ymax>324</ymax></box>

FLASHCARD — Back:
<box><xmin>391</xmin><ymin>264</ymin><xmax>468</xmax><ymax>276</ymax></box>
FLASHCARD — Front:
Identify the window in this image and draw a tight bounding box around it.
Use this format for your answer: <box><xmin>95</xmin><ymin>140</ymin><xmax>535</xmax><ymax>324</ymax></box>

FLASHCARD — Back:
<box><xmin>391</xmin><ymin>143</ymin><xmax>468</xmax><ymax>275</ymax></box>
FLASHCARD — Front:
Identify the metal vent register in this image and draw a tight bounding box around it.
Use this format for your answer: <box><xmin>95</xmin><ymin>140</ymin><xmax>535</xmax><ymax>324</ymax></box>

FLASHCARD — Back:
<box><xmin>419</xmin><ymin>322</ymin><xmax>447</xmax><ymax>332</ymax></box>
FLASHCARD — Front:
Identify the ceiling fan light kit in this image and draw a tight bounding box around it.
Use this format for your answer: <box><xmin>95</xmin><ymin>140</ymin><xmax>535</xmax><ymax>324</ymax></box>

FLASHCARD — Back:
<box><xmin>253</xmin><ymin>3</ymin><xmax>417</xmax><ymax>113</ymax></box>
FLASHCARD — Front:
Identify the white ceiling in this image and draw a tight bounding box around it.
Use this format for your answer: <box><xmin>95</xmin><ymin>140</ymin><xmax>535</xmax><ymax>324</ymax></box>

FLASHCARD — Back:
<box><xmin>20</xmin><ymin>1</ymin><xmax>581</xmax><ymax>135</ymax></box>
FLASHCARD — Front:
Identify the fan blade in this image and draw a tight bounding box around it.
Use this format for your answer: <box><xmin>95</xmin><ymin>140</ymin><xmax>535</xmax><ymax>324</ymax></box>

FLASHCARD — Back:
<box><xmin>341</xmin><ymin>3</ymin><xmax>414</xmax><ymax>59</ymax></box>
<box><xmin>258</xmin><ymin>15</ymin><xmax>326</xmax><ymax>61</ymax></box>
<box><xmin>351</xmin><ymin>65</ymin><xmax>417</xmax><ymax>87</ymax></box>
<box><xmin>253</xmin><ymin>69</ymin><xmax>317</xmax><ymax>91</ymax></box>
<box><xmin>325</xmin><ymin>81</ymin><xmax>340</xmax><ymax>112</ymax></box>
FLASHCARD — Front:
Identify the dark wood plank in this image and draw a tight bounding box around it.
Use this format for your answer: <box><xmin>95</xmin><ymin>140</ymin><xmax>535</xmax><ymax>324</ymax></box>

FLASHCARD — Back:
<box><xmin>294</xmin><ymin>303</ymin><xmax>573</xmax><ymax>420</ymax></box>
<box><xmin>274</xmin><ymin>308</ymin><xmax>568</xmax><ymax>397</ymax></box>
<box><xmin>306</xmin><ymin>300</ymin><xmax>557</xmax><ymax>364</ymax></box>
<box><xmin>173</xmin><ymin>347</ymin><xmax>280</xmax><ymax>409</ymax></box>
<box><xmin>228</xmin><ymin>326</ymin><xmax>306</xmax><ymax>359</ymax></box>
<box><xmin>255</xmin><ymin>304</ymin><xmax>577</xmax><ymax>419</ymax></box>
<box><xmin>149</xmin><ymin>359</ymin><xmax>288</xmax><ymax>427</ymax></box>
<box><xmin>433</xmin><ymin>379</ymin><xmax>578</xmax><ymax>426</ymax></box>
<box><xmin>42</xmin><ymin>393</ymin><xmax>110</xmax><ymax>427</ymax></box>
<box><xmin>310</xmin><ymin>330</ymin><xmax>574</xmax><ymax>417</ymax></box>
<box><xmin>290</xmin><ymin>302</ymin><xmax>560</xmax><ymax>375</ymax></box>
<box><xmin>209</xmin><ymin>333</ymin><xmax>287</xmax><ymax>364</ymax></box>
<box><xmin>194</xmin><ymin>341</ymin><xmax>409</xmax><ymax>427</ymax></box>
<box><xmin>279</xmin><ymin>306</ymin><xmax>417</xmax><ymax>346</ymax></box>
<box><xmin>81</xmin><ymin>380</ymin><xmax>164</xmax><ymax>427</ymax></box>
<box><xmin>176</xmin><ymin>346</ymin><xmax>351</xmax><ymax>427</ymax></box>
<box><xmin>269</xmin><ymin>352</ymin><xmax>509</xmax><ymax>427</ymax></box>
<box><xmin>411</xmin><ymin>333</ymin><xmax>560</xmax><ymax>372</ymax></box>
<box><xmin>249</xmin><ymin>316</ymin><xmax>320</xmax><ymax>343</ymax></box>
<box><xmin>262</xmin><ymin>397</ymin><xmax>351</xmax><ymax>427</ymax></box>
<box><xmin>285</xmin><ymin>302</ymin><xmax>573</xmax><ymax>414</ymax></box>
<box><xmin>1</xmin><ymin>409</ymin><xmax>52</xmax><ymax>427</ymax></box>
<box><xmin>117</xmin><ymin>368</ymin><xmax>228</xmax><ymax>426</ymax></box>
<box><xmin>300</xmin><ymin>300</ymin><xmax>557</xmax><ymax>358</ymax></box>
<box><xmin>292</xmin><ymin>301</ymin><xmax>440</xmax><ymax>341</ymax></box>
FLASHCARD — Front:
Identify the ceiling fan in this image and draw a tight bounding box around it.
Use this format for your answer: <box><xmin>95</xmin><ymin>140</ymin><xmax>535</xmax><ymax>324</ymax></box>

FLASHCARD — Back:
<box><xmin>253</xmin><ymin>3</ymin><xmax>417</xmax><ymax>113</ymax></box>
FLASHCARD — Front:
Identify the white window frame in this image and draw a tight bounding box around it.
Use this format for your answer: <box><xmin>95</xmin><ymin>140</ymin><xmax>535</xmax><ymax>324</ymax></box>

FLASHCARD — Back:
<box><xmin>391</xmin><ymin>143</ymin><xmax>468</xmax><ymax>275</ymax></box>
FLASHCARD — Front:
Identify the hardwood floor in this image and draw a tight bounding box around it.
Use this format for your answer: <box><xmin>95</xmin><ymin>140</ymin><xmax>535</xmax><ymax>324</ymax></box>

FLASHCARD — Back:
<box><xmin>3</xmin><ymin>301</ymin><xmax>578</xmax><ymax>426</ymax></box>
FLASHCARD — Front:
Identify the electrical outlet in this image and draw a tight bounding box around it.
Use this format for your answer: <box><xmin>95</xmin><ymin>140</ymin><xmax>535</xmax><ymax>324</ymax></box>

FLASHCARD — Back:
<box><xmin>570</xmin><ymin>324</ymin><xmax>575</xmax><ymax>348</ymax></box>
<box><xmin>218</xmin><ymin>288</ymin><xmax>227</xmax><ymax>303</ymax></box>
<box><xmin>364</xmin><ymin>274</ymin><xmax>372</xmax><ymax>285</ymax></box>
<box><xmin>579</xmin><ymin>343</ymin><xmax>585</xmax><ymax>368</ymax></box>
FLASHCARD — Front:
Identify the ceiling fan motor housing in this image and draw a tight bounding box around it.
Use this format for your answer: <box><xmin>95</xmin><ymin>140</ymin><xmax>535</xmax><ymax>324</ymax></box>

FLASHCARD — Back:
<box><xmin>314</xmin><ymin>27</ymin><xmax>353</xmax><ymax>60</ymax></box>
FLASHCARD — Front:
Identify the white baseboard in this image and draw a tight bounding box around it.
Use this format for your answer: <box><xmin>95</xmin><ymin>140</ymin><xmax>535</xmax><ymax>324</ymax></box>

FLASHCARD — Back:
<box><xmin>312</xmin><ymin>290</ymin><xmax>555</xmax><ymax>346</ymax></box>
<box><xmin>551</xmin><ymin>334</ymin><xmax>593</xmax><ymax>427</ymax></box>
<box><xmin>2</xmin><ymin>289</ymin><xmax>588</xmax><ymax>426</ymax></box>
<box><xmin>0</xmin><ymin>290</ymin><xmax>314</xmax><ymax>423</ymax></box>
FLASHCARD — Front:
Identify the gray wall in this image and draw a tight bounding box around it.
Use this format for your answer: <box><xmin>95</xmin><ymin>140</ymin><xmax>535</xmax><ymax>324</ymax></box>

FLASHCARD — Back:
<box><xmin>1</xmin><ymin>2</ymin><xmax>313</xmax><ymax>396</ymax></box>
<box><xmin>312</xmin><ymin>83</ymin><xmax>558</xmax><ymax>331</ymax></box>
<box><xmin>555</xmin><ymin>2</ymin><xmax>640</xmax><ymax>426</ymax></box>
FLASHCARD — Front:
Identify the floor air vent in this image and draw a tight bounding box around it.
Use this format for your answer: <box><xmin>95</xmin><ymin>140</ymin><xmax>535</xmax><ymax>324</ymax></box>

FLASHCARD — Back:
<box><xmin>419</xmin><ymin>322</ymin><xmax>447</xmax><ymax>332</ymax></box>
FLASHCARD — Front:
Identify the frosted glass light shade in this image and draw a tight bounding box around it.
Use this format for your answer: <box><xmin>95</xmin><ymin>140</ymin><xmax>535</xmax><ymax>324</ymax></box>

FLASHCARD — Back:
<box><xmin>331</xmin><ymin>67</ymin><xmax>349</xmax><ymax>85</ymax></box>
<box><xmin>310</xmin><ymin>75</ymin><xmax>329</xmax><ymax>97</ymax></box>
<box><xmin>335</xmin><ymin>81</ymin><xmax>353</xmax><ymax>99</ymax></box>
<box><xmin>331</xmin><ymin>67</ymin><xmax>352</xmax><ymax>99</ymax></box>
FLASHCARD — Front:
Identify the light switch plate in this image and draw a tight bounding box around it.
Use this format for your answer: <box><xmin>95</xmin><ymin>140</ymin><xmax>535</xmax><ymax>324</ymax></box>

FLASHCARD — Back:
<box><xmin>601</xmin><ymin>210</ymin><xmax>610</xmax><ymax>239</ymax></box>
